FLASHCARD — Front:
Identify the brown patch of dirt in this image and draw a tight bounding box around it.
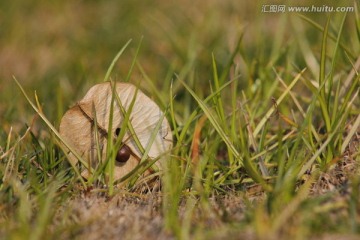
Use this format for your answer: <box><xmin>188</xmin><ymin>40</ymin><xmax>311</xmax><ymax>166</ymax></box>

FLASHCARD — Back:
<box><xmin>53</xmin><ymin>191</ymin><xmax>252</xmax><ymax>240</ymax></box>
<box><xmin>55</xmin><ymin>193</ymin><xmax>171</xmax><ymax>240</ymax></box>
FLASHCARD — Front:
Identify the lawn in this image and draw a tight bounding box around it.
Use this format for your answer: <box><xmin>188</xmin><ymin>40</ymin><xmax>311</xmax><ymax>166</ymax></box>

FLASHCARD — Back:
<box><xmin>0</xmin><ymin>0</ymin><xmax>359</xmax><ymax>239</ymax></box>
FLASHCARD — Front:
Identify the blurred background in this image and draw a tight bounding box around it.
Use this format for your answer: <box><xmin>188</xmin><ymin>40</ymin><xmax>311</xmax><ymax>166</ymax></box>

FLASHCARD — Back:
<box><xmin>0</xmin><ymin>0</ymin><xmax>358</xmax><ymax>133</ymax></box>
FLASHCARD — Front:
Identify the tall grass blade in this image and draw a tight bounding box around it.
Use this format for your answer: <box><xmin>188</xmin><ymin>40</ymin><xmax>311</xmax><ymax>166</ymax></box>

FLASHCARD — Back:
<box><xmin>253</xmin><ymin>69</ymin><xmax>305</xmax><ymax>138</ymax></box>
<box><xmin>341</xmin><ymin>95</ymin><xmax>360</xmax><ymax>154</ymax></box>
<box><xmin>328</xmin><ymin>14</ymin><xmax>347</xmax><ymax>111</ymax></box>
<box><xmin>298</xmin><ymin>14</ymin><xmax>354</xmax><ymax>59</ymax></box>
<box><xmin>181</xmin><ymin>79</ymin><xmax>241</xmax><ymax>161</ymax></box>
<box><xmin>105</xmin><ymin>81</ymin><xmax>116</xmax><ymax>195</ymax></box>
<box><xmin>211</xmin><ymin>54</ymin><xmax>226</xmax><ymax>128</ymax></box>
<box><xmin>319</xmin><ymin>16</ymin><xmax>331</xmax><ymax>132</ymax></box>
<box><xmin>125</xmin><ymin>37</ymin><xmax>142</xmax><ymax>82</ymax></box>
<box><xmin>355</xmin><ymin>1</ymin><xmax>360</xmax><ymax>41</ymax></box>
<box><xmin>103</xmin><ymin>39</ymin><xmax>132</xmax><ymax>82</ymax></box>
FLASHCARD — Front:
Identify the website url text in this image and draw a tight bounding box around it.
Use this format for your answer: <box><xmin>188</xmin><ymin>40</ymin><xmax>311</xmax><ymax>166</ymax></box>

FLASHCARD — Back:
<box><xmin>262</xmin><ymin>5</ymin><xmax>354</xmax><ymax>13</ymax></box>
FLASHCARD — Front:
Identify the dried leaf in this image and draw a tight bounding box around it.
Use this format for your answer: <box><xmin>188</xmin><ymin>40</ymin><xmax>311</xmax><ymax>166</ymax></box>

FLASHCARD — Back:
<box><xmin>59</xmin><ymin>82</ymin><xmax>172</xmax><ymax>181</ymax></box>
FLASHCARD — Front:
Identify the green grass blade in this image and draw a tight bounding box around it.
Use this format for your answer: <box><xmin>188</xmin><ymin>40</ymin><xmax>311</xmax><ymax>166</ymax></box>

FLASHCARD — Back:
<box><xmin>354</xmin><ymin>1</ymin><xmax>360</xmax><ymax>41</ymax></box>
<box><xmin>128</xmin><ymin>109</ymin><xmax>168</xmax><ymax>186</ymax></box>
<box><xmin>338</xmin><ymin>75</ymin><xmax>360</xmax><ymax>120</ymax></box>
<box><xmin>88</xmin><ymin>103</ymin><xmax>103</xmax><ymax>184</ymax></box>
<box><xmin>341</xmin><ymin>92</ymin><xmax>360</xmax><ymax>154</ymax></box>
<box><xmin>105</xmin><ymin>81</ymin><xmax>116</xmax><ymax>195</ymax></box>
<box><xmin>173</xmin><ymin>78</ymin><xmax>234</xmax><ymax>157</ymax></box>
<box><xmin>298</xmin><ymin>14</ymin><xmax>354</xmax><ymax>59</ymax></box>
<box><xmin>113</xmin><ymin>84</ymin><xmax>143</xmax><ymax>153</ymax></box>
<box><xmin>169</xmin><ymin>81</ymin><xmax>180</xmax><ymax>141</ymax></box>
<box><xmin>253</xmin><ymin>68</ymin><xmax>305</xmax><ymax>138</ymax></box>
<box><xmin>30</xmin><ymin>181</ymin><xmax>58</xmax><ymax>240</ymax></box>
<box><xmin>125</xmin><ymin>37</ymin><xmax>142</xmax><ymax>82</ymax></box>
<box><xmin>328</xmin><ymin>14</ymin><xmax>347</xmax><ymax>114</ymax></box>
<box><xmin>319</xmin><ymin>16</ymin><xmax>331</xmax><ymax>132</ymax></box>
<box><xmin>219</xmin><ymin>33</ymin><xmax>243</xmax><ymax>82</ymax></box>
<box><xmin>181</xmin><ymin>79</ymin><xmax>241</xmax><ymax>162</ymax></box>
<box><xmin>211</xmin><ymin>53</ymin><xmax>226</xmax><ymax>127</ymax></box>
<box><xmin>103</xmin><ymin>39</ymin><xmax>132</xmax><ymax>82</ymax></box>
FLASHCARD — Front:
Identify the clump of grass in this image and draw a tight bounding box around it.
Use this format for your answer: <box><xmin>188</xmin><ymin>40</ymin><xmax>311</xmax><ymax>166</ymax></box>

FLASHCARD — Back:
<box><xmin>160</xmin><ymin>12</ymin><xmax>359</xmax><ymax>239</ymax></box>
